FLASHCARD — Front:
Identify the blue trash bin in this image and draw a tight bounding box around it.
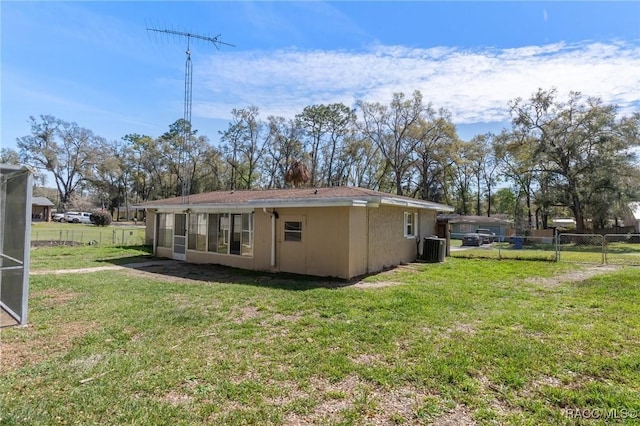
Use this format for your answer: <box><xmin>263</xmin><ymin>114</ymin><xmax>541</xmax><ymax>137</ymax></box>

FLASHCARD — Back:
<box><xmin>513</xmin><ymin>236</ymin><xmax>523</xmax><ymax>249</ymax></box>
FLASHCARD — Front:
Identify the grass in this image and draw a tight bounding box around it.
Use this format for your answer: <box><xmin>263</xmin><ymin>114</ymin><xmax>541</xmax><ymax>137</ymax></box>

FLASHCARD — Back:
<box><xmin>2</xmin><ymin>251</ymin><xmax>640</xmax><ymax>425</ymax></box>
<box><xmin>30</xmin><ymin>245</ymin><xmax>154</xmax><ymax>270</ymax></box>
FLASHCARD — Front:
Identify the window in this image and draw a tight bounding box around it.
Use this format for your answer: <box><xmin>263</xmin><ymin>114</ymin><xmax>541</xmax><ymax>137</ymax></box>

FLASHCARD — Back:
<box><xmin>284</xmin><ymin>221</ymin><xmax>302</xmax><ymax>242</ymax></box>
<box><xmin>459</xmin><ymin>224</ymin><xmax>472</xmax><ymax>232</ymax></box>
<box><xmin>241</xmin><ymin>212</ymin><xmax>254</xmax><ymax>256</ymax></box>
<box><xmin>216</xmin><ymin>213</ymin><xmax>230</xmax><ymax>254</ymax></box>
<box><xmin>157</xmin><ymin>213</ymin><xmax>174</xmax><ymax>247</ymax></box>
<box><xmin>188</xmin><ymin>213</ymin><xmax>207</xmax><ymax>251</ymax></box>
<box><xmin>404</xmin><ymin>212</ymin><xmax>418</xmax><ymax>238</ymax></box>
<box><xmin>206</xmin><ymin>212</ymin><xmax>253</xmax><ymax>256</ymax></box>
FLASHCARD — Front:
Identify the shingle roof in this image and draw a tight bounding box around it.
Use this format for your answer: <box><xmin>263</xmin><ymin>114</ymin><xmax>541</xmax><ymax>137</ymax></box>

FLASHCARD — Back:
<box><xmin>438</xmin><ymin>214</ymin><xmax>512</xmax><ymax>225</ymax></box>
<box><xmin>32</xmin><ymin>196</ymin><xmax>54</xmax><ymax>206</ymax></box>
<box><xmin>137</xmin><ymin>186</ymin><xmax>454</xmax><ymax>212</ymax></box>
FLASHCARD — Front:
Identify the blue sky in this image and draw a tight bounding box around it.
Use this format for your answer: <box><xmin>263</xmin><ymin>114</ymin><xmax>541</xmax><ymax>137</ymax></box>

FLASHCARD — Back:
<box><xmin>2</xmin><ymin>1</ymin><xmax>639</xmax><ymax>154</ymax></box>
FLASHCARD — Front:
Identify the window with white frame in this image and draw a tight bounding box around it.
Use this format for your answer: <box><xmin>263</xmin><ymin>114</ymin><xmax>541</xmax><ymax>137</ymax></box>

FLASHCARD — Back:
<box><xmin>187</xmin><ymin>213</ymin><xmax>207</xmax><ymax>251</ymax></box>
<box><xmin>157</xmin><ymin>213</ymin><xmax>173</xmax><ymax>248</ymax></box>
<box><xmin>284</xmin><ymin>221</ymin><xmax>302</xmax><ymax>242</ymax></box>
<box><xmin>404</xmin><ymin>212</ymin><xmax>418</xmax><ymax>238</ymax></box>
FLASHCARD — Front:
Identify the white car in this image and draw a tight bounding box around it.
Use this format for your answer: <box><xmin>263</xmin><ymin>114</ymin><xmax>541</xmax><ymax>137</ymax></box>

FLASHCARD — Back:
<box><xmin>52</xmin><ymin>212</ymin><xmax>65</xmax><ymax>222</ymax></box>
<box><xmin>64</xmin><ymin>211</ymin><xmax>92</xmax><ymax>224</ymax></box>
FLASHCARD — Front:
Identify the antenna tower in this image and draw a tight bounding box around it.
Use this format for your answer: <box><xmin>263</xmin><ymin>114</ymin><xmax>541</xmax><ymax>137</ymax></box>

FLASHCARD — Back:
<box><xmin>147</xmin><ymin>26</ymin><xmax>234</xmax><ymax>202</ymax></box>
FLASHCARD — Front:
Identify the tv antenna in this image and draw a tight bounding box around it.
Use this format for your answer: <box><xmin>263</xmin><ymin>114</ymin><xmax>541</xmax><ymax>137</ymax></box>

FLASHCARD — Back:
<box><xmin>147</xmin><ymin>26</ymin><xmax>234</xmax><ymax>201</ymax></box>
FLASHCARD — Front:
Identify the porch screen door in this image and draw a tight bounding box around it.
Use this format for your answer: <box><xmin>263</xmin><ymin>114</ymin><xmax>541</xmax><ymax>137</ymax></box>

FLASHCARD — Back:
<box><xmin>173</xmin><ymin>213</ymin><xmax>187</xmax><ymax>260</ymax></box>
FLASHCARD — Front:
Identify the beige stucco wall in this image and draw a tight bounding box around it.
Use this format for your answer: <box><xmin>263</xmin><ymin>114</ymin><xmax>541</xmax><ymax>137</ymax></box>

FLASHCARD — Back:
<box><xmin>418</xmin><ymin>209</ymin><xmax>437</xmax><ymax>255</ymax></box>
<box><xmin>367</xmin><ymin>206</ymin><xmax>437</xmax><ymax>273</ymax></box>
<box><xmin>348</xmin><ymin>207</ymin><xmax>368</xmax><ymax>278</ymax></box>
<box><xmin>274</xmin><ymin>206</ymin><xmax>352</xmax><ymax>278</ymax></box>
<box><xmin>145</xmin><ymin>204</ymin><xmax>439</xmax><ymax>280</ymax></box>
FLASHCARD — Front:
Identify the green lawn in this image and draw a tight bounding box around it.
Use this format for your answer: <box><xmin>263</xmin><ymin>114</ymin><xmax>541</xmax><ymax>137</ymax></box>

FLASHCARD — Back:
<box><xmin>2</xmin><ymin>250</ymin><xmax>639</xmax><ymax>425</ymax></box>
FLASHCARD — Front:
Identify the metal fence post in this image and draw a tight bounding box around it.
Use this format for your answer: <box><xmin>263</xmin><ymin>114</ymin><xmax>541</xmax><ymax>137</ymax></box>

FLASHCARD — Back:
<box><xmin>121</xmin><ymin>229</ymin><xmax>125</xmax><ymax>246</ymax></box>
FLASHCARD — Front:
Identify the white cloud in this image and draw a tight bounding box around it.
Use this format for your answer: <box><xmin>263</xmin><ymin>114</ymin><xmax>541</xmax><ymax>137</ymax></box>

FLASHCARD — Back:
<box><xmin>193</xmin><ymin>40</ymin><xmax>640</xmax><ymax>128</ymax></box>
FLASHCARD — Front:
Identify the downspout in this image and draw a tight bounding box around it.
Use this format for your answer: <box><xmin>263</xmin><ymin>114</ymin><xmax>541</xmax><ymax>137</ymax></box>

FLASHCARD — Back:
<box><xmin>263</xmin><ymin>208</ymin><xmax>276</xmax><ymax>267</ymax></box>
<box><xmin>366</xmin><ymin>206</ymin><xmax>370</xmax><ymax>274</ymax></box>
<box><xmin>152</xmin><ymin>209</ymin><xmax>158</xmax><ymax>256</ymax></box>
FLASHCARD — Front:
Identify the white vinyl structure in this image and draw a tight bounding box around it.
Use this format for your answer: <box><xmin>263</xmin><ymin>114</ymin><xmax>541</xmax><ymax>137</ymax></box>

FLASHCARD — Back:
<box><xmin>0</xmin><ymin>164</ymin><xmax>32</xmax><ymax>326</ymax></box>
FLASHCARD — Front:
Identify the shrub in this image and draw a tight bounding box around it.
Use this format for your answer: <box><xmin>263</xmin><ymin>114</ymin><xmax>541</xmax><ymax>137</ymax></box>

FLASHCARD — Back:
<box><xmin>90</xmin><ymin>211</ymin><xmax>112</xmax><ymax>226</ymax></box>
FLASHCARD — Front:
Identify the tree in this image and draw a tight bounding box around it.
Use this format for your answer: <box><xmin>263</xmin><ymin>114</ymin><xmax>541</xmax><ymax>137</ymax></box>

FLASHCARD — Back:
<box><xmin>469</xmin><ymin>133</ymin><xmax>500</xmax><ymax>216</ymax></box>
<box><xmin>91</xmin><ymin>139</ymin><xmax>127</xmax><ymax>218</ymax></box>
<box><xmin>492</xmin><ymin>187</ymin><xmax>517</xmax><ymax>217</ymax></box>
<box><xmin>494</xmin><ymin>129</ymin><xmax>539</xmax><ymax>230</ymax></box>
<box><xmin>17</xmin><ymin>115</ymin><xmax>104</xmax><ymax>210</ymax></box>
<box><xmin>263</xmin><ymin>116</ymin><xmax>304</xmax><ymax>188</ymax></box>
<box><xmin>220</xmin><ymin>106</ymin><xmax>267</xmax><ymax>190</ymax></box>
<box><xmin>357</xmin><ymin>91</ymin><xmax>431</xmax><ymax>195</ymax></box>
<box><xmin>0</xmin><ymin>148</ymin><xmax>20</xmax><ymax>164</ymax></box>
<box><xmin>448</xmin><ymin>140</ymin><xmax>476</xmax><ymax>215</ymax></box>
<box><xmin>284</xmin><ymin>160</ymin><xmax>311</xmax><ymax>188</ymax></box>
<box><xmin>509</xmin><ymin>89</ymin><xmax>640</xmax><ymax>231</ymax></box>
<box><xmin>295</xmin><ymin>103</ymin><xmax>355</xmax><ymax>187</ymax></box>
<box><xmin>412</xmin><ymin>111</ymin><xmax>458</xmax><ymax>203</ymax></box>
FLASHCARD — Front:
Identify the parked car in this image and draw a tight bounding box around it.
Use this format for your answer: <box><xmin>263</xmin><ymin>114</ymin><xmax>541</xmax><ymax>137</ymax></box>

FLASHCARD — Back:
<box><xmin>462</xmin><ymin>233</ymin><xmax>482</xmax><ymax>247</ymax></box>
<box><xmin>475</xmin><ymin>228</ymin><xmax>496</xmax><ymax>244</ymax></box>
<box><xmin>64</xmin><ymin>211</ymin><xmax>92</xmax><ymax>224</ymax></box>
<box><xmin>52</xmin><ymin>212</ymin><xmax>65</xmax><ymax>222</ymax></box>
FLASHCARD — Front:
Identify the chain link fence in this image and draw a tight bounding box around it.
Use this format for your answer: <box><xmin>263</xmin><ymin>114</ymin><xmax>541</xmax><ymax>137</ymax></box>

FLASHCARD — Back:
<box><xmin>603</xmin><ymin>234</ymin><xmax>640</xmax><ymax>265</ymax></box>
<box><xmin>32</xmin><ymin>226</ymin><xmax>147</xmax><ymax>247</ymax></box>
<box><xmin>556</xmin><ymin>233</ymin><xmax>604</xmax><ymax>264</ymax></box>
<box><xmin>450</xmin><ymin>233</ymin><xmax>556</xmax><ymax>261</ymax></box>
<box><xmin>450</xmin><ymin>232</ymin><xmax>640</xmax><ymax>265</ymax></box>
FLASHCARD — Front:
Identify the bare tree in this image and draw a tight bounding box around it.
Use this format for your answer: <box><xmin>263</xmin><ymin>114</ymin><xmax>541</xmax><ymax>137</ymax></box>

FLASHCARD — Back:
<box><xmin>357</xmin><ymin>91</ymin><xmax>429</xmax><ymax>195</ymax></box>
<box><xmin>17</xmin><ymin>115</ymin><xmax>104</xmax><ymax>210</ymax></box>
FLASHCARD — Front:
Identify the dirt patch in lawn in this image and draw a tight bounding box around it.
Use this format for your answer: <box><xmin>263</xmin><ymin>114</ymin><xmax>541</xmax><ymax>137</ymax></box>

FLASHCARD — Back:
<box><xmin>524</xmin><ymin>265</ymin><xmax>620</xmax><ymax>288</ymax></box>
<box><xmin>1</xmin><ymin>321</ymin><xmax>98</xmax><ymax>371</ymax></box>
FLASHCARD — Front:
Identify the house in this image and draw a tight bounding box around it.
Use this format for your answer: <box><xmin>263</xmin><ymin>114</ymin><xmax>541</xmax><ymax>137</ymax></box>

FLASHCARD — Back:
<box><xmin>439</xmin><ymin>214</ymin><xmax>513</xmax><ymax>241</ymax></box>
<box><xmin>31</xmin><ymin>196</ymin><xmax>55</xmax><ymax>221</ymax></box>
<box><xmin>625</xmin><ymin>202</ymin><xmax>640</xmax><ymax>233</ymax></box>
<box><xmin>138</xmin><ymin>187</ymin><xmax>454</xmax><ymax>279</ymax></box>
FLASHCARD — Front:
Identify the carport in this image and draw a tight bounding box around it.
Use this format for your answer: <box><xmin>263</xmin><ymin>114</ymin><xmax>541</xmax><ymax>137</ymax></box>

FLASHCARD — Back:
<box><xmin>0</xmin><ymin>164</ymin><xmax>32</xmax><ymax>326</ymax></box>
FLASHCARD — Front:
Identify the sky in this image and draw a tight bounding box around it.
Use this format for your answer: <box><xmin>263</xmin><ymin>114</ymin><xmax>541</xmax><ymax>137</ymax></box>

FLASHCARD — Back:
<box><xmin>2</xmin><ymin>1</ymin><xmax>639</xmax><ymax>156</ymax></box>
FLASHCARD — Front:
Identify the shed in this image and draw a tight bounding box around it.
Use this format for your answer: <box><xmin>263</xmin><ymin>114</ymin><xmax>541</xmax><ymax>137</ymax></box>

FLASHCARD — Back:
<box><xmin>625</xmin><ymin>202</ymin><xmax>640</xmax><ymax>233</ymax></box>
<box><xmin>137</xmin><ymin>187</ymin><xmax>454</xmax><ymax>279</ymax></box>
<box><xmin>32</xmin><ymin>196</ymin><xmax>55</xmax><ymax>222</ymax></box>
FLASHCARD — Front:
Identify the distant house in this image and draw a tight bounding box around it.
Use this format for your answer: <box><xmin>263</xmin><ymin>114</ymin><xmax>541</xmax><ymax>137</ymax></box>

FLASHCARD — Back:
<box><xmin>439</xmin><ymin>214</ymin><xmax>513</xmax><ymax>241</ymax></box>
<box><xmin>137</xmin><ymin>187</ymin><xmax>454</xmax><ymax>279</ymax></box>
<box><xmin>625</xmin><ymin>202</ymin><xmax>640</xmax><ymax>233</ymax></box>
<box><xmin>31</xmin><ymin>197</ymin><xmax>54</xmax><ymax>222</ymax></box>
